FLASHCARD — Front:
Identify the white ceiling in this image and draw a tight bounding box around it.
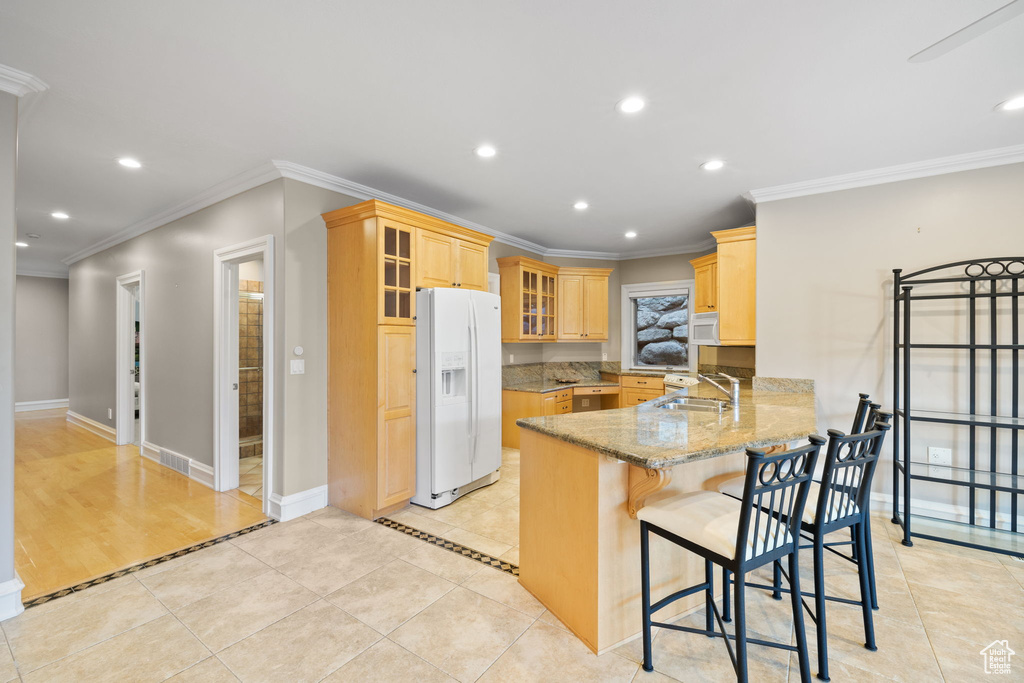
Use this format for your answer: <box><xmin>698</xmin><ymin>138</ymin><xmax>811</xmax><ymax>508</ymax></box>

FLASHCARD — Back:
<box><xmin>2</xmin><ymin>0</ymin><xmax>1023</xmax><ymax>275</ymax></box>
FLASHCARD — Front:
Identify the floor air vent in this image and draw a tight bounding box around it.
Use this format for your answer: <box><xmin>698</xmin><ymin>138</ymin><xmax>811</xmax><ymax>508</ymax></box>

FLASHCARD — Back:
<box><xmin>160</xmin><ymin>450</ymin><xmax>190</xmax><ymax>476</ymax></box>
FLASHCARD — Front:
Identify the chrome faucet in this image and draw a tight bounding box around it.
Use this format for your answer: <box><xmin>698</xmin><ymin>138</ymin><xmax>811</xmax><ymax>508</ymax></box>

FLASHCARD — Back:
<box><xmin>698</xmin><ymin>372</ymin><xmax>740</xmax><ymax>404</ymax></box>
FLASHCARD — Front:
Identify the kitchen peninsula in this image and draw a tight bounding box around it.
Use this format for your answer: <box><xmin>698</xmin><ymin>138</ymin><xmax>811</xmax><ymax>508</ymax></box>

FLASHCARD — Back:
<box><xmin>516</xmin><ymin>377</ymin><xmax>817</xmax><ymax>654</ymax></box>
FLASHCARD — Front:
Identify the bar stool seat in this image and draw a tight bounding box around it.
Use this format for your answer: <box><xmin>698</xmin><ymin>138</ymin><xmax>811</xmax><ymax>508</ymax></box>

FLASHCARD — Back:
<box><xmin>717</xmin><ymin>478</ymin><xmax>858</xmax><ymax>525</ymax></box>
<box><xmin>638</xmin><ymin>491</ymin><xmax>793</xmax><ymax>561</ymax></box>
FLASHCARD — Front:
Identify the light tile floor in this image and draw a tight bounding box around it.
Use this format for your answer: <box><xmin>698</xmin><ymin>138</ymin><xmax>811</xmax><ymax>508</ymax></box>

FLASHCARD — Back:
<box><xmin>238</xmin><ymin>456</ymin><xmax>263</xmax><ymax>500</ymax></box>
<box><xmin>3</xmin><ymin>494</ymin><xmax>1022</xmax><ymax>680</ymax></box>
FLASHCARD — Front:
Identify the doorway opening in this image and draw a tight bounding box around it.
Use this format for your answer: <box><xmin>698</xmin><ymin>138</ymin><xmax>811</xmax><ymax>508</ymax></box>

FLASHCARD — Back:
<box><xmin>213</xmin><ymin>236</ymin><xmax>275</xmax><ymax>516</ymax></box>
<box><xmin>115</xmin><ymin>271</ymin><xmax>144</xmax><ymax>448</ymax></box>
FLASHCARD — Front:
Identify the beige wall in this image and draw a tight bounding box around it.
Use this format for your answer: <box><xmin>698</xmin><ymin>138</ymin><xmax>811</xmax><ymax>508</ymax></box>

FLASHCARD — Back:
<box><xmin>14</xmin><ymin>275</ymin><xmax>69</xmax><ymax>403</ymax></box>
<box><xmin>756</xmin><ymin>161</ymin><xmax>1024</xmax><ymax>505</ymax></box>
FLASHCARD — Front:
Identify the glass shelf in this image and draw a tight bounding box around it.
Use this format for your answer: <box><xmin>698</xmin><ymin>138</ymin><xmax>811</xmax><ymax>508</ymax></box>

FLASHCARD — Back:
<box><xmin>897</xmin><ymin>409</ymin><xmax>1024</xmax><ymax>429</ymax></box>
<box><xmin>898</xmin><ymin>461</ymin><xmax>1023</xmax><ymax>494</ymax></box>
<box><xmin>904</xmin><ymin>513</ymin><xmax>1024</xmax><ymax>557</ymax></box>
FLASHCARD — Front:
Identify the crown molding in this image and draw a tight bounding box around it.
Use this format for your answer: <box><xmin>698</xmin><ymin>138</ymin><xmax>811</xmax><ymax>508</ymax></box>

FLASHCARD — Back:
<box><xmin>62</xmin><ymin>162</ymin><xmax>282</xmax><ymax>265</ymax></box>
<box><xmin>0</xmin><ymin>64</ymin><xmax>48</xmax><ymax>97</ymax></box>
<box><xmin>747</xmin><ymin>143</ymin><xmax>1024</xmax><ymax>204</ymax></box>
<box><xmin>16</xmin><ymin>267</ymin><xmax>69</xmax><ymax>279</ymax></box>
<box><xmin>62</xmin><ymin>158</ymin><xmax>725</xmax><ymax>267</ymax></box>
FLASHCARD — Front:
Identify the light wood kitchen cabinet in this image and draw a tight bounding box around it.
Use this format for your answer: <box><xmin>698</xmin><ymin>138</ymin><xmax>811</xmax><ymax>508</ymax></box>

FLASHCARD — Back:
<box><xmin>619</xmin><ymin>375</ymin><xmax>665</xmax><ymax>407</ymax></box>
<box><xmin>498</xmin><ymin>257</ymin><xmax>612</xmax><ymax>343</ymax></box>
<box><xmin>502</xmin><ymin>388</ymin><xmax>573</xmax><ymax>448</ymax></box>
<box><xmin>690</xmin><ymin>252</ymin><xmax>718</xmax><ymax>313</ymax></box>
<box><xmin>711</xmin><ymin>226</ymin><xmax>756</xmax><ymax>346</ymax></box>
<box><xmin>498</xmin><ymin>256</ymin><xmax>560</xmax><ymax>342</ymax></box>
<box><xmin>323</xmin><ymin>199</ymin><xmax>493</xmax><ymax>519</ymax></box>
<box><xmin>415</xmin><ymin>229</ymin><xmax>489</xmax><ymax>291</ymax></box>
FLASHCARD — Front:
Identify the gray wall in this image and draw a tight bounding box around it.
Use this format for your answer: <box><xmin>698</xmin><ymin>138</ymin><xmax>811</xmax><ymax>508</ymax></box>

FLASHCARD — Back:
<box><xmin>15</xmin><ymin>275</ymin><xmax>69</xmax><ymax>402</ymax></box>
<box><xmin>756</xmin><ymin>161</ymin><xmax>1024</xmax><ymax>504</ymax></box>
<box><xmin>69</xmin><ymin>180</ymin><xmax>286</xmax><ymax>469</ymax></box>
<box><xmin>1</xmin><ymin>91</ymin><xmax>18</xmax><ymax>606</ymax></box>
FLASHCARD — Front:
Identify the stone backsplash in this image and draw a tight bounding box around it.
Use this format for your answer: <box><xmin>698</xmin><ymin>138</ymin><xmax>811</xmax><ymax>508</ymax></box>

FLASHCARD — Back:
<box><xmin>503</xmin><ymin>361</ymin><xmax>612</xmax><ymax>387</ymax></box>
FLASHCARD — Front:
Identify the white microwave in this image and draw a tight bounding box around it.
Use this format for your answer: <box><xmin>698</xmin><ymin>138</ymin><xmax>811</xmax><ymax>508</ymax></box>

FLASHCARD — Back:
<box><xmin>691</xmin><ymin>312</ymin><xmax>720</xmax><ymax>346</ymax></box>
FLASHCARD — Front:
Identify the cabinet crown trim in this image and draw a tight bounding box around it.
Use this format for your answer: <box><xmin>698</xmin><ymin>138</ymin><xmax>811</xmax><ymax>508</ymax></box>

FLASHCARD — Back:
<box><xmin>711</xmin><ymin>225</ymin><xmax>756</xmax><ymax>244</ymax></box>
<box><xmin>323</xmin><ymin>199</ymin><xmax>493</xmax><ymax>245</ymax></box>
<box><xmin>496</xmin><ymin>255</ymin><xmax>560</xmax><ymax>274</ymax></box>
<box><xmin>688</xmin><ymin>252</ymin><xmax>718</xmax><ymax>268</ymax></box>
<box><xmin>556</xmin><ymin>267</ymin><xmax>614</xmax><ymax>277</ymax></box>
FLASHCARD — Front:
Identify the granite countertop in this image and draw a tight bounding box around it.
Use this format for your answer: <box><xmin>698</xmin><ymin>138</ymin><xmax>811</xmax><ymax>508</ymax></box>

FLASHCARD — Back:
<box><xmin>516</xmin><ymin>380</ymin><xmax>817</xmax><ymax>469</ymax></box>
<box><xmin>503</xmin><ymin>379</ymin><xmax>621</xmax><ymax>394</ymax></box>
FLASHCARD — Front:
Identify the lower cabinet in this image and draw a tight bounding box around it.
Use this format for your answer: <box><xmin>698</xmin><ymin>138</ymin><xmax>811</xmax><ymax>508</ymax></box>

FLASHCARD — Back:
<box><xmin>377</xmin><ymin>326</ymin><xmax>416</xmax><ymax>510</ymax></box>
<box><xmin>619</xmin><ymin>375</ymin><xmax>665</xmax><ymax>406</ymax></box>
<box><xmin>502</xmin><ymin>388</ymin><xmax>573</xmax><ymax>448</ymax></box>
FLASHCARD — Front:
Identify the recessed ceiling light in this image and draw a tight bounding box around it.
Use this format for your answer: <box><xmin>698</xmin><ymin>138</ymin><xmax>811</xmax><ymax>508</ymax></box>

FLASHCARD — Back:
<box><xmin>701</xmin><ymin>159</ymin><xmax>725</xmax><ymax>171</ymax></box>
<box><xmin>15</xmin><ymin>242</ymin><xmax>28</xmax><ymax>248</ymax></box>
<box><xmin>617</xmin><ymin>96</ymin><xmax>646</xmax><ymax>114</ymax></box>
<box><xmin>997</xmin><ymin>95</ymin><xmax>1024</xmax><ymax>111</ymax></box>
<box><xmin>624</xmin><ymin>231</ymin><xmax>637</xmax><ymax>239</ymax></box>
<box><xmin>27</xmin><ymin>233</ymin><xmax>41</xmax><ymax>239</ymax></box>
<box><xmin>474</xmin><ymin>145</ymin><xmax>497</xmax><ymax>158</ymax></box>
<box><xmin>51</xmin><ymin>211</ymin><xmax>69</xmax><ymax>219</ymax></box>
<box><xmin>118</xmin><ymin>157</ymin><xmax>142</xmax><ymax>168</ymax></box>
<box><xmin>573</xmin><ymin>201</ymin><xmax>589</xmax><ymax>210</ymax></box>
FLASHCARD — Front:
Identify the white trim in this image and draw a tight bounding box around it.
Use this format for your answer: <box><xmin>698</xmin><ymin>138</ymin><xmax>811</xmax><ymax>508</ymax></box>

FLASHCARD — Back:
<box><xmin>115</xmin><ymin>271</ymin><xmax>145</xmax><ymax>447</ymax></box>
<box><xmin>15</xmin><ymin>268</ymin><xmax>68</xmax><ymax>279</ymax></box>
<box><xmin>15</xmin><ymin>398</ymin><xmax>68</xmax><ymax>412</ymax></box>
<box><xmin>66</xmin><ymin>410</ymin><xmax>116</xmax><ymax>442</ymax></box>
<box><xmin>871</xmin><ymin>492</ymin><xmax>1024</xmax><ymax>530</ymax></box>
<box><xmin>748</xmin><ymin>143</ymin><xmax>1024</xmax><ymax>204</ymax></box>
<box><xmin>62</xmin><ymin>159</ymin><xmax>727</xmax><ymax>267</ymax></box>
<box><xmin>0</xmin><ymin>574</ymin><xmax>25</xmax><ymax>622</ymax></box>
<box><xmin>620</xmin><ymin>280</ymin><xmax>697</xmax><ymax>372</ymax></box>
<box><xmin>62</xmin><ymin>163</ymin><xmax>282</xmax><ymax>265</ymax></box>
<box><xmin>141</xmin><ymin>441</ymin><xmax>216</xmax><ymax>488</ymax></box>
<box><xmin>0</xmin><ymin>64</ymin><xmax>48</xmax><ymax>97</ymax></box>
<box><xmin>213</xmin><ymin>236</ymin><xmax>275</xmax><ymax>518</ymax></box>
<box><xmin>267</xmin><ymin>486</ymin><xmax>328</xmax><ymax>522</ymax></box>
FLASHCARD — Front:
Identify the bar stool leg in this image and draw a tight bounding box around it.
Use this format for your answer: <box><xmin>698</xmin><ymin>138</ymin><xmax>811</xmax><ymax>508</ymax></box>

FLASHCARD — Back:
<box><xmin>772</xmin><ymin>560</ymin><xmax>783</xmax><ymax>600</ymax></box>
<box><xmin>856</xmin><ymin>523</ymin><xmax>878</xmax><ymax>652</ymax></box>
<box><xmin>641</xmin><ymin>522</ymin><xmax>654</xmax><ymax>672</ymax></box>
<box><xmin>722</xmin><ymin>568</ymin><xmax>732</xmax><ymax>622</ymax></box>
<box><xmin>705</xmin><ymin>560</ymin><xmax>714</xmax><ymax>635</ymax></box>
<box><xmin>813</xmin><ymin>535</ymin><xmax>830</xmax><ymax>681</ymax></box>
<box><xmin>863</xmin><ymin>518</ymin><xmax>879</xmax><ymax>610</ymax></box>
<box><xmin>733</xmin><ymin>572</ymin><xmax>749</xmax><ymax>683</ymax></box>
<box><xmin>789</xmin><ymin>551</ymin><xmax>812</xmax><ymax>683</ymax></box>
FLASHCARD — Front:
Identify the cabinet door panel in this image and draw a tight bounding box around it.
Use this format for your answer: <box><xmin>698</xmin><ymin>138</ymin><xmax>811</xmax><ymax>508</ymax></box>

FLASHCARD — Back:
<box><xmin>583</xmin><ymin>275</ymin><xmax>609</xmax><ymax>340</ymax></box>
<box><xmin>455</xmin><ymin>241</ymin><xmax>488</xmax><ymax>291</ymax></box>
<box><xmin>416</xmin><ymin>229</ymin><xmax>456</xmax><ymax>288</ymax></box>
<box><xmin>378</xmin><ymin>326</ymin><xmax>416</xmax><ymax>507</ymax></box>
<box><xmin>378</xmin><ymin>219</ymin><xmax>416</xmax><ymax>325</ymax></box>
<box><xmin>694</xmin><ymin>263</ymin><xmax>717</xmax><ymax>313</ymax></box>
<box><xmin>717</xmin><ymin>239</ymin><xmax>755</xmax><ymax>344</ymax></box>
<box><xmin>557</xmin><ymin>275</ymin><xmax>584</xmax><ymax>340</ymax></box>
<box><xmin>540</xmin><ymin>393</ymin><xmax>557</xmax><ymax>416</ymax></box>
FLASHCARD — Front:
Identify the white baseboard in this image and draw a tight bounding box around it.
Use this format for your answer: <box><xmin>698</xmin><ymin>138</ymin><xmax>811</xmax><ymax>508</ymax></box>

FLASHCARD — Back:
<box><xmin>268</xmin><ymin>485</ymin><xmax>328</xmax><ymax>522</ymax></box>
<box><xmin>141</xmin><ymin>441</ymin><xmax>215</xmax><ymax>489</ymax></box>
<box><xmin>66</xmin><ymin>410</ymin><xmax>116</xmax><ymax>442</ymax></box>
<box><xmin>15</xmin><ymin>398</ymin><xmax>69</xmax><ymax>413</ymax></box>
<box><xmin>871</xmin><ymin>492</ymin><xmax>1024</xmax><ymax>530</ymax></box>
<box><xmin>0</xmin><ymin>574</ymin><xmax>25</xmax><ymax>622</ymax></box>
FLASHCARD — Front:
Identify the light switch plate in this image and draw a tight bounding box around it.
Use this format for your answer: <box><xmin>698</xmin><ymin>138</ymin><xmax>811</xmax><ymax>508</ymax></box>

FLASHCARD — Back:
<box><xmin>290</xmin><ymin>359</ymin><xmax>305</xmax><ymax>375</ymax></box>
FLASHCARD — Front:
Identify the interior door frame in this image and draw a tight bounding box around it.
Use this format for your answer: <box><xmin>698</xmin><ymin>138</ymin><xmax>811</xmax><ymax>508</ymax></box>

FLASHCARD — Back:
<box><xmin>115</xmin><ymin>270</ymin><xmax>145</xmax><ymax>446</ymax></box>
<box><xmin>213</xmin><ymin>235</ymin><xmax>275</xmax><ymax>515</ymax></box>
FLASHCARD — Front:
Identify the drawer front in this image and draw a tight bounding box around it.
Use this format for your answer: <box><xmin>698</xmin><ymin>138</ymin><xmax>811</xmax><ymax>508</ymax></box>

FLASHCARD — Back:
<box><xmin>553</xmin><ymin>388</ymin><xmax>573</xmax><ymax>402</ymax></box>
<box><xmin>555</xmin><ymin>400</ymin><xmax>572</xmax><ymax>414</ymax></box>
<box><xmin>621</xmin><ymin>375</ymin><xmax>665</xmax><ymax>391</ymax></box>
<box><xmin>573</xmin><ymin>385</ymin><xmax>619</xmax><ymax>395</ymax></box>
<box><xmin>622</xmin><ymin>388</ymin><xmax>662</xmax><ymax>406</ymax></box>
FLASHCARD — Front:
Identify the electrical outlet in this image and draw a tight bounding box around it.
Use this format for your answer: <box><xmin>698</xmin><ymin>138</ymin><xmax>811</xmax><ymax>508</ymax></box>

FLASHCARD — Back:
<box><xmin>509</xmin><ymin>353</ymin><xmax>514</xmax><ymax>364</ymax></box>
<box><xmin>602</xmin><ymin>353</ymin><xmax>608</xmax><ymax>361</ymax></box>
<box><xmin>928</xmin><ymin>447</ymin><xmax>952</xmax><ymax>467</ymax></box>
<box><xmin>581</xmin><ymin>398</ymin><xmax>591</xmax><ymax>408</ymax></box>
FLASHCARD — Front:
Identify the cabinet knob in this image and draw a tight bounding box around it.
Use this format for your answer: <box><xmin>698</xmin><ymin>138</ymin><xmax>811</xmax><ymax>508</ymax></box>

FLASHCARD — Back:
<box><xmin>452</xmin><ymin>283</ymin><xmax>457</xmax><ymax>287</ymax></box>
<box><xmin>412</xmin><ymin>369</ymin><xmax>417</xmax><ymax>374</ymax></box>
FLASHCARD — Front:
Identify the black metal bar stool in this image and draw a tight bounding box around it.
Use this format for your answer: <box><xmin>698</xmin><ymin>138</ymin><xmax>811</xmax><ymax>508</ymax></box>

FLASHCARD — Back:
<box><xmin>720</xmin><ymin>414</ymin><xmax>892</xmax><ymax>681</ymax></box>
<box><xmin>638</xmin><ymin>436</ymin><xmax>825</xmax><ymax>683</ymax></box>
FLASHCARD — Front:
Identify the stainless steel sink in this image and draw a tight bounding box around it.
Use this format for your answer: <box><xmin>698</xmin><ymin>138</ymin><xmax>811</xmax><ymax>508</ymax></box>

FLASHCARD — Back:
<box><xmin>658</xmin><ymin>397</ymin><xmax>728</xmax><ymax>413</ymax></box>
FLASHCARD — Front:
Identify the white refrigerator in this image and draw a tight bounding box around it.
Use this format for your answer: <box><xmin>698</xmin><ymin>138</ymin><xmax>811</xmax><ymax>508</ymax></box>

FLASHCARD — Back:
<box><xmin>412</xmin><ymin>288</ymin><xmax>503</xmax><ymax>509</ymax></box>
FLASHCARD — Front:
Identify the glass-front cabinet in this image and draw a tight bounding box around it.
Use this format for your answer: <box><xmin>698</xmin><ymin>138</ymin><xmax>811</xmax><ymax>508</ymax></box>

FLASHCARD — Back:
<box><xmin>379</xmin><ymin>219</ymin><xmax>415</xmax><ymax>324</ymax></box>
<box><xmin>498</xmin><ymin>256</ymin><xmax>559</xmax><ymax>342</ymax></box>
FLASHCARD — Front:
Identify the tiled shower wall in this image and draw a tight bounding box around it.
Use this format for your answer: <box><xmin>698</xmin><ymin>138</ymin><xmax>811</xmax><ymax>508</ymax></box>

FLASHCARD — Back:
<box><xmin>239</xmin><ymin>280</ymin><xmax>263</xmax><ymax>456</ymax></box>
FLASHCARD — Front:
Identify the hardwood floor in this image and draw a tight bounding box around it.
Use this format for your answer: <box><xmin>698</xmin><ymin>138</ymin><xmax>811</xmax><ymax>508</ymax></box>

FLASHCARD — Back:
<box><xmin>14</xmin><ymin>409</ymin><xmax>267</xmax><ymax>601</ymax></box>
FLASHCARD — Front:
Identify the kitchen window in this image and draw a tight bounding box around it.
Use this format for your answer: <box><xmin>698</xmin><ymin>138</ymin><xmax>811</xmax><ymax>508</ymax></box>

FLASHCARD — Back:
<box><xmin>620</xmin><ymin>280</ymin><xmax>695</xmax><ymax>372</ymax></box>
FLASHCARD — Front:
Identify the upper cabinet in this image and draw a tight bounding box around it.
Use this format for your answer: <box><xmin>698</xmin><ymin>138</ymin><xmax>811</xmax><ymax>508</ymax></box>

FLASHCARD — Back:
<box><xmin>497</xmin><ymin>256</ymin><xmax>612</xmax><ymax>343</ymax></box>
<box><xmin>415</xmin><ymin>229</ymin><xmax>489</xmax><ymax>291</ymax></box>
<box><xmin>690</xmin><ymin>226</ymin><xmax>756</xmax><ymax>346</ymax></box>
<box><xmin>498</xmin><ymin>256</ymin><xmax>559</xmax><ymax>342</ymax></box>
<box><xmin>378</xmin><ymin>219</ymin><xmax>416</xmax><ymax>324</ymax></box>
<box><xmin>557</xmin><ymin>268</ymin><xmax>612</xmax><ymax>341</ymax></box>
<box><xmin>690</xmin><ymin>252</ymin><xmax>718</xmax><ymax>313</ymax></box>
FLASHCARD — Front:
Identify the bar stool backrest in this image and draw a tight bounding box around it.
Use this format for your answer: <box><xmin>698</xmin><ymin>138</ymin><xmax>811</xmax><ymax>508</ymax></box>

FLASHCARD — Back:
<box><xmin>814</xmin><ymin>415</ymin><xmax>892</xmax><ymax>533</ymax></box>
<box><xmin>849</xmin><ymin>394</ymin><xmax>880</xmax><ymax>434</ymax></box>
<box><xmin>735</xmin><ymin>436</ymin><xmax>825</xmax><ymax>567</ymax></box>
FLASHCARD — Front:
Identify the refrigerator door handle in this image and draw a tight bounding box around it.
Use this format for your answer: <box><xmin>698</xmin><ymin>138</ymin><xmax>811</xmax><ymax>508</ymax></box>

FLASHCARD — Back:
<box><xmin>468</xmin><ymin>296</ymin><xmax>479</xmax><ymax>462</ymax></box>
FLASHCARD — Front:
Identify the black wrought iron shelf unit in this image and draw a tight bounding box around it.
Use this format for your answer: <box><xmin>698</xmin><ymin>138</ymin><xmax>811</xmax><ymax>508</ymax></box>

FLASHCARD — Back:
<box><xmin>892</xmin><ymin>258</ymin><xmax>1024</xmax><ymax>557</ymax></box>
